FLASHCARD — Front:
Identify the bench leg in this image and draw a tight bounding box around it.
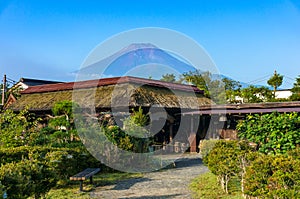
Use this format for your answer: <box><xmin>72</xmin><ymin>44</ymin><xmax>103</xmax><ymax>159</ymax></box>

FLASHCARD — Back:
<box><xmin>79</xmin><ymin>180</ymin><xmax>83</xmax><ymax>192</ymax></box>
<box><xmin>90</xmin><ymin>176</ymin><xmax>93</xmax><ymax>184</ymax></box>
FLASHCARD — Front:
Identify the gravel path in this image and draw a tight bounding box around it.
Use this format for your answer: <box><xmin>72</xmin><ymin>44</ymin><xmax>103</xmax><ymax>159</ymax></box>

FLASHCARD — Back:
<box><xmin>90</xmin><ymin>153</ymin><xmax>208</xmax><ymax>199</ymax></box>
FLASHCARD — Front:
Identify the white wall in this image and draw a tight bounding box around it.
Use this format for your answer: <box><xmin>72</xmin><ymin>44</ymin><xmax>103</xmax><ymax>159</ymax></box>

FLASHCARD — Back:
<box><xmin>275</xmin><ymin>90</ymin><xmax>292</xmax><ymax>99</ymax></box>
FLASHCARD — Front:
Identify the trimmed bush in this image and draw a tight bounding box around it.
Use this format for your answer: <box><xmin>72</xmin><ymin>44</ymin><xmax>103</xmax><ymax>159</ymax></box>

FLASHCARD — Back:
<box><xmin>0</xmin><ymin>159</ymin><xmax>57</xmax><ymax>199</ymax></box>
<box><xmin>244</xmin><ymin>153</ymin><xmax>300</xmax><ymax>198</ymax></box>
<box><xmin>0</xmin><ymin>146</ymin><xmax>101</xmax><ymax>185</ymax></box>
<box><xmin>199</xmin><ymin>139</ymin><xmax>219</xmax><ymax>158</ymax></box>
<box><xmin>204</xmin><ymin>140</ymin><xmax>253</xmax><ymax>193</ymax></box>
<box><xmin>45</xmin><ymin>148</ymin><xmax>101</xmax><ymax>184</ymax></box>
<box><xmin>203</xmin><ymin>139</ymin><xmax>300</xmax><ymax>197</ymax></box>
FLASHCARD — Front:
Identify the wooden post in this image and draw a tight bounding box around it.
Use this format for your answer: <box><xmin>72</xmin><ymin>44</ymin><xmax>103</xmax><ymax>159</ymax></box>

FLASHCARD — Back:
<box><xmin>1</xmin><ymin>74</ymin><xmax>6</xmax><ymax>106</ymax></box>
<box><xmin>79</xmin><ymin>180</ymin><xmax>83</xmax><ymax>191</ymax></box>
<box><xmin>189</xmin><ymin>115</ymin><xmax>197</xmax><ymax>153</ymax></box>
<box><xmin>189</xmin><ymin>133</ymin><xmax>197</xmax><ymax>153</ymax></box>
<box><xmin>169</xmin><ymin>121</ymin><xmax>173</xmax><ymax>142</ymax></box>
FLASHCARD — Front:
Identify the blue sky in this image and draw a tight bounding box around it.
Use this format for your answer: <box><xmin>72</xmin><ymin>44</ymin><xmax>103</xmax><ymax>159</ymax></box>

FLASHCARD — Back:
<box><xmin>0</xmin><ymin>0</ymin><xmax>299</xmax><ymax>88</ymax></box>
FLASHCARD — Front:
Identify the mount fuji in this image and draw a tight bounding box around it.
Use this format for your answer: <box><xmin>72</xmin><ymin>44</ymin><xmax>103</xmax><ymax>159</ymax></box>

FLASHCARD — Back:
<box><xmin>78</xmin><ymin>43</ymin><xmax>199</xmax><ymax>79</ymax></box>
<box><xmin>77</xmin><ymin>43</ymin><xmax>251</xmax><ymax>87</ymax></box>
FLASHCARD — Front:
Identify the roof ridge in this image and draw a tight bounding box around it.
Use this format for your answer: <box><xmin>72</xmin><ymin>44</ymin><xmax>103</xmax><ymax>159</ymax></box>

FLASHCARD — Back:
<box><xmin>21</xmin><ymin>76</ymin><xmax>203</xmax><ymax>94</ymax></box>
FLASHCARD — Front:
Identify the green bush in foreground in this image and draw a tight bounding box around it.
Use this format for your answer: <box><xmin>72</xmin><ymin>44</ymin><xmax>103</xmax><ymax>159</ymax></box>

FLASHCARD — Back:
<box><xmin>0</xmin><ymin>146</ymin><xmax>101</xmax><ymax>182</ymax></box>
<box><xmin>244</xmin><ymin>153</ymin><xmax>300</xmax><ymax>198</ymax></box>
<box><xmin>199</xmin><ymin>139</ymin><xmax>219</xmax><ymax>158</ymax></box>
<box><xmin>203</xmin><ymin>139</ymin><xmax>300</xmax><ymax>198</ymax></box>
<box><xmin>0</xmin><ymin>159</ymin><xmax>57</xmax><ymax>199</ymax></box>
<box><xmin>203</xmin><ymin>140</ymin><xmax>253</xmax><ymax>194</ymax></box>
<box><xmin>0</xmin><ymin>145</ymin><xmax>101</xmax><ymax>198</ymax></box>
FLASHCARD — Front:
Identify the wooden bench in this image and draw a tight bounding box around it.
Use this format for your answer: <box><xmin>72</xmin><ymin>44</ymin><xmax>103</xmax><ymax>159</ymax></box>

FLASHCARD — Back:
<box><xmin>70</xmin><ymin>168</ymin><xmax>101</xmax><ymax>191</ymax></box>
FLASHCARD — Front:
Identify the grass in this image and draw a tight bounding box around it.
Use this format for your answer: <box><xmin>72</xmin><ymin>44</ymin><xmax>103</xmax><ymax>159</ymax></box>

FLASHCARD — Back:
<box><xmin>189</xmin><ymin>171</ymin><xmax>243</xmax><ymax>199</ymax></box>
<box><xmin>44</xmin><ymin>172</ymin><xmax>143</xmax><ymax>199</ymax></box>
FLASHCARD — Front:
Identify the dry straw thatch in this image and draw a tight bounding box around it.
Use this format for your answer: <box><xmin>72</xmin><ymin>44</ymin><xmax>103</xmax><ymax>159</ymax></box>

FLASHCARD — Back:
<box><xmin>10</xmin><ymin>81</ymin><xmax>213</xmax><ymax>112</ymax></box>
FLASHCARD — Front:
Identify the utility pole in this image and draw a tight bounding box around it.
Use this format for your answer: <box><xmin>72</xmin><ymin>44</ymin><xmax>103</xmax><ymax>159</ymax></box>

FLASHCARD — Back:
<box><xmin>1</xmin><ymin>74</ymin><xmax>6</xmax><ymax>106</ymax></box>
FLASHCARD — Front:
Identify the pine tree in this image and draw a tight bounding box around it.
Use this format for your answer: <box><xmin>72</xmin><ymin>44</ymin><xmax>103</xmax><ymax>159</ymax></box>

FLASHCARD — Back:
<box><xmin>267</xmin><ymin>70</ymin><xmax>283</xmax><ymax>97</ymax></box>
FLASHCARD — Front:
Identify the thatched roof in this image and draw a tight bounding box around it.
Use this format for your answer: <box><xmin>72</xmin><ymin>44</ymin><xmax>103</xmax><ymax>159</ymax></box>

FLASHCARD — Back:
<box><xmin>9</xmin><ymin>76</ymin><xmax>212</xmax><ymax>112</ymax></box>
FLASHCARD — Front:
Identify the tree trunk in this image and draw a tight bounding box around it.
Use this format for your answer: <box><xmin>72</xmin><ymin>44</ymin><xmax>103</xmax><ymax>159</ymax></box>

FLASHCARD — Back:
<box><xmin>225</xmin><ymin>174</ymin><xmax>230</xmax><ymax>194</ymax></box>
<box><xmin>219</xmin><ymin>175</ymin><xmax>225</xmax><ymax>192</ymax></box>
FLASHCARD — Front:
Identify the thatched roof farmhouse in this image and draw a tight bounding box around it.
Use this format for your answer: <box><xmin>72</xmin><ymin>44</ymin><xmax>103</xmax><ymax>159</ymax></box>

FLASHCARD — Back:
<box><xmin>7</xmin><ymin>76</ymin><xmax>300</xmax><ymax>153</ymax></box>
<box><xmin>9</xmin><ymin>76</ymin><xmax>212</xmax><ymax>114</ymax></box>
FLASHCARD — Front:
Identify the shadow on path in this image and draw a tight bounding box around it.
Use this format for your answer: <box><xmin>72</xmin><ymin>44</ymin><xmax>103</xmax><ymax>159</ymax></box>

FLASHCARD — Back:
<box><xmin>173</xmin><ymin>157</ymin><xmax>204</xmax><ymax>169</ymax></box>
<box><xmin>113</xmin><ymin>177</ymin><xmax>152</xmax><ymax>190</ymax></box>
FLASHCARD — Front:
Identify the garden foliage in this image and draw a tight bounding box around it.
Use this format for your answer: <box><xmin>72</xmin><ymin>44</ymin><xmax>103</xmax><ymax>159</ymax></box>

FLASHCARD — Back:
<box><xmin>0</xmin><ymin>109</ymin><xmax>40</xmax><ymax>147</ymax></box>
<box><xmin>237</xmin><ymin>112</ymin><xmax>300</xmax><ymax>154</ymax></box>
<box><xmin>203</xmin><ymin>140</ymin><xmax>254</xmax><ymax>194</ymax></box>
<box><xmin>244</xmin><ymin>153</ymin><xmax>300</xmax><ymax>198</ymax></box>
<box><xmin>0</xmin><ymin>146</ymin><xmax>100</xmax><ymax>198</ymax></box>
<box><xmin>0</xmin><ymin>102</ymin><xmax>101</xmax><ymax>198</ymax></box>
<box><xmin>204</xmin><ymin>140</ymin><xmax>300</xmax><ymax>198</ymax></box>
<box><xmin>103</xmin><ymin>107</ymin><xmax>152</xmax><ymax>153</ymax></box>
<box><xmin>204</xmin><ymin>112</ymin><xmax>300</xmax><ymax>198</ymax></box>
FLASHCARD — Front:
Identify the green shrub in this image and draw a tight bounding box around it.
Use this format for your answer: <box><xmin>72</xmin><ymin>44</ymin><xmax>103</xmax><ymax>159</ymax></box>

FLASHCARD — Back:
<box><xmin>287</xmin><ymin>146</ymin><xmax>300</xmax><ymax>159</ymax></box>
<box><xmin>27</xmin><ymin>127</ymin><xmax>55</xmax><ymax>146</ymax></box>
<box><xmin>0</xmin><ymin>159</ymin><xmax>57</xmax><ymax>199</ymax></box>
<box><xmin>244</xmin><ymin>153</ymin><xmax>300</xmax><ymax>198</ymax></box>
<box><xmin>0</xmin><ymin>146</ymin><xmax>28</xmax><ymax>165</ymax></box>
<box><xmin>237</xmin><ymin>112</ymin><xmax>300</xmax><ymax>154</ymax></box>
<box><xmin>204</xmin><ymin>140</ymin><xmax>253</xmax><ymax>194</ymax></box>
<box><xmin>0</xmin><ymin>109</ymin><xmax>41</xmax><ymax>147</ymax></box>
<box><xmin>199</xmin><ymin>139</ymin><xmax>219</xmax><ymax>158</ymax></box>
<box><xmin>102</xmin><ymin>107</ymin><xmax>152</xmax><ymax>153</ymax></box>
<box><xmin>45</xmin><ymin>148</ymin><xmax>101</xmax><ymax>184</ymax></box>
<box><xmin>103</xmin><ymin>125</ymin><xmax>136</xmax><ymax>151</ymax></box>
<box><xmin>0</xmin><ymin>146</ymin><xmax>57</xmax><ymax>165</ymax></box>
<box><xmin>0</xmin><ymin>146</ymin><xmax>101</xmax><ymax>183</ymax></box>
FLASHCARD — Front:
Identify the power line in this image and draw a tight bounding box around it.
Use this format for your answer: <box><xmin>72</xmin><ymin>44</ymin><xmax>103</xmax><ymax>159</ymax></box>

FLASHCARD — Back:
<box><xmin>6</xmin><ymin>77</ymin><xmax>16</xmax><ymax>83</ymax></box>
<box><xmin>283</xmin><ymin>75</ymin><xmax>296</xmax><ymax>82</ymax></box>
<box><xmin>246</xmin><ymin>74</ymin><xmax>272</xmax><ymax>85</ymax></box>
<box><xmin>1</xmin><ymin>76</ymin><xmax>17</xmax><ymax>85</ymax></box>
<box><xmin>247</xmin><ymin>74</ymin><xmax>296</xmax><ymax>87</ymax></box>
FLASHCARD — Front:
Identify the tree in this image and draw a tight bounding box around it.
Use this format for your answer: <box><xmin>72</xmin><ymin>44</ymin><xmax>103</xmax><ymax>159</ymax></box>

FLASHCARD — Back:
<box><xmin>49</xmin><ymin>100</ymin><xmax>78</xmax><ymax>131</ymax></box>
<box><xmin>0</xmin><ymin>109</ymin><xmax>40</xmax><ymax>147</ymax></box>
<box><xmin>180</xmin><ymin>70</ymin><xmax>226</xmax><ymax>104</ymax></box>
<box><xmin>222</xmin><ymin>77</ymin><xmax>241</xmax><ymax>91</ymax></box>
<box><xmin>240</xmin><ymin>85</ymin><xmax>273</xmax><ymax>103</ymax></box>
<box><xmin>48</xmin><ymin>100</ymin><xmax>80</xmax><ymax>145</ymax></box>
<box><xmin>290</xmin><ymin>75</ymin><xmax>300</xmax><ymax>101</ymax></box>
<box><xmin>222</xmin><ymin>77</ymin><xmax>242</xmax><ymax>103</ymax></box>
<box><xmin>102</xmin><ymin>107</ymin><xmax>151</xmax><ymax>153</ymax></box>
<box><xmin>160</xmin><ymin>73</ymin><xmax>176</xmax><ymax>83</ymax></box>
<box><xmin>267</xmin><ymin>70</ymin><xmax>283</xmax><ymax>95</ymax></box>
<box><xmin>123</xmin><ymin>107</ymin><xmax>151</xmax><ymax>153</ymax></box>
<box><xmin>180</xmin><ymin>70</ymin><xmax>208</xmax><ymax>95</ymax></box>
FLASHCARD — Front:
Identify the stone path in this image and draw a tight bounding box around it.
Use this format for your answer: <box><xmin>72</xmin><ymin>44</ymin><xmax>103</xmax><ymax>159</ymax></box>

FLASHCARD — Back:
<box><xmin>90</xmin><ymin>154</ymin><xmax>208</xmax><ymax>199</ymax></box>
